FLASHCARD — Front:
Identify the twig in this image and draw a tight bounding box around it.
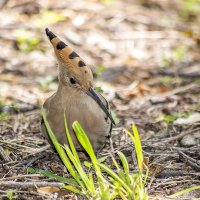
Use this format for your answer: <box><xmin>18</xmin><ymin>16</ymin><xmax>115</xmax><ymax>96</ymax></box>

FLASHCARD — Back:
<box><xmin>151</xmin><ymin>179</ymin><xmax>200</xmax><ymax>191</ymax></box>
<box><xmin>109</xmin><ymin>137</ymin><xmax>115</xmax><ymax>154</ymax></box>
<box><xmin>0</xmin><ymin>139</ymin><xmax>35</xmax><ymax>152</ymax></box>
<box><xmin>31</xmin><ymin>145</ymin><xmax>51</xmax><ymax>154</ymax></box>
<box><xmin>0</xmin><ymin>181</ymin><xmax>64</xmax><ymax>188</ymax></box>
<box><xmin>0</xmin><ymin>145</ymin><xmax>12</xmax><ymax>162</ymax></box>
<box><xmin>150</xmin><ymin>70</ymin><xmax>200</xmax><ymax>79</ymax></box>
<box><xmin>23</xmin><ymin>145</ymin><xmax>50</xmax><ymax>159</ymax></box>
<box><xmin>178</xmin><ymin>151</ymin><xmax>200</xmax><ymax>172</ymax></box>
<box><xmin>25</xmin><ymin>154</ymin><xmax>46</xmax><ymax>168</ymax></box>
<box><xmin>139</xmin><ymin>83</ymin><xmax>199</xmax><ymax>104</ymax></box>
<box><xmin>12</xmin><ymin>154</ymin><xmax>46</xmax><ymax>168</ymax></box>
<box><xmin>165</xmin><ymin>127</ymin><xmax>200</xmax><ymax>143</ymax></box>
<box><xmin>156</xmin><ymin>170</ymin><xmax>192</xmax><ymax>178</ymax></box>
<box><xmin>0</xmin><ymin>174</ymin><xmax>41</xmax><ymax>181</ymax></box>
<box><xmin>162</xmin><ymin>83</ymin><xmax>199</xmax><ymax>97</ymax></box>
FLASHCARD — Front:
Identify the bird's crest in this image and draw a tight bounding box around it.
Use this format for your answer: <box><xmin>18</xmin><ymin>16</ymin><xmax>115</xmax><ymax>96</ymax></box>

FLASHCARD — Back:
<box><xmin>45</xmin><ymin>28</ymin><xmax>88</xmax><ymax>68</ymax></box>
<box><xmin>45</xmin><ymin>28</ymin><xmax>93</xmax><ymax>89</ymax></box>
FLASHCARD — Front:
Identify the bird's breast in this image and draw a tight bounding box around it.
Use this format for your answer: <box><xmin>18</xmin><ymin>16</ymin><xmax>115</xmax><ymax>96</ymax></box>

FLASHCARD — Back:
<box><xmin>65</xmin><ymin>94</ymin><xmax>111</xmax><ymax>145</ymax></box>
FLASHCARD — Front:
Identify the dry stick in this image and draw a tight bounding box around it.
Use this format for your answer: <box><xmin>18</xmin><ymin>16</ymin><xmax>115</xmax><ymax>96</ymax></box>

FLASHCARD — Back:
<box><xmin>148</xmin><ymin>165</ymin><xmax>163</xmax><ymax>190</ymax></box>
<box><xmin>0</xmin><ymin>189</ymin><xmax>49</xmax><ymax>199</ymax></box>
<box><xmin>161</xmin><ymin>83</ymin><xmax>199</xmax><ymax>97</ymax></box>
<box><xmin>3</xmin><ymin>144</ymin><xmax>50</xmax><ymax>167</ymax></box>
<box><xmin>142</xmin><ymin>83</ymin><xmax>199</xmax><ymax>103</ymax></box>
<box><xmin>151</xmin><ymin>179</ymin><xmax>200</xmax><ymax>191</ymax></box>
<box><xmin>109</xmin><ymin>137</ymin><xmax>115</xmax><ymax>155</ymax></box>
<box><xmin>178</xmin><ymin>151</ymin><xmax>200</xmax><ymax>172</ymax></box>
<box><xmin>0</xmin><ymin>174</ymin><xmax>41</xmax><ymax>181</ymax></box>
<box><xmin>12</xmin><ymin>154</ymin><xmax>46</xmax><ymax>168</ymax></box>
<box><xmin>179</xmin><ymin>151</ymin><xmax>200</xmax><ymax>165</ymax></box>
<box><xmin>25</xmin><ymin>154</ymin><xmax>46</xmax><ymax>168</ymax></box>
<box><xmin>23</xmin><ymin>145</ymin><xmax>50</xmax><ymax>159</ymax></box>
<box><xmin>0</xmin><ymin>139</ymin><xmax>35</xmax><ymax>152</ymax></box>
<box><xmin>0</xmin><ymin>145</ymin><xmax>12</xmax><ymax>162</ymax></box>
<box><xmin>156</xmin><ymin>170</ymin><xmax>191</xmax><ymax>178</ymax></box>
<box><xmin>165</xmin><ymin>127</ymin><xmax>200</xmax><ymax>143</ymax></box>
<box><xmin>0</xmin><ymin>181</ymin><xmax>64</xmax><ymax>188</ymax></box>
<box><xmin>151</xmin><ymin>70</ymin><xmax>200</xmax><ymax>79</ymax></box>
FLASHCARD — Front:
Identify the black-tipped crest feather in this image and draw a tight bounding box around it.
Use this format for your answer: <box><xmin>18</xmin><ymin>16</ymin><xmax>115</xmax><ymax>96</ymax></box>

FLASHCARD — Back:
<box><xmin>45</xmin><ymin>28</ymin><xmax>56</xmax><ymax>40</ymax></box>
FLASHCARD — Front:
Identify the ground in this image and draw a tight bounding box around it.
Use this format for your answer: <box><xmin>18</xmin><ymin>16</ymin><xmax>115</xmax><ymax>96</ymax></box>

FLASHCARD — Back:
<box><xmin>0</xmin><ymin>0</ymin><xmax>200</xmax><ymax>199</ymax></box>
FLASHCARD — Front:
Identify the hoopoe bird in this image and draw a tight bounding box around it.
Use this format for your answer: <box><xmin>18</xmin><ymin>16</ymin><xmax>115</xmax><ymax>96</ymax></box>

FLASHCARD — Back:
<box><xmin>41</xmin><ymin>28</ymin><xmax>115</xmax><ymax>151</ymax></box>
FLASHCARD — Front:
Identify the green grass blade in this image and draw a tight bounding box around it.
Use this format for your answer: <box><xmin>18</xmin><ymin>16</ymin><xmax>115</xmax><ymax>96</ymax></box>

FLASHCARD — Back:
<box><xmin>72</xmin><ymin>121</ymin><xmax>95</xmax><ymax>159</ymax></box>
<box><xmin>132</xmin><ymin>124</ymin><xmax>143</xmax><ymax>171</ymax></box>
<box><xmin>117</xmin><ymin>170</ymin><xmax>127</xmax><ymax>183</ymax></box>
<box><xmin>109</xmin><ymin>178</ymin><xmax>127</xmax><ymax>195</ymax></box>
<box><xmin>89</xmin><ymin>172</ymin><xmax>95</xmax><ymax>191</ymax></box>
<box><xmin>99</xmin><ymin>185</ymin><xmax>110</xmax><ymax>200</ymax></box>
<box><xmin>64</xmin><ymin>114</ymin><xmax>81</xmax><ymax>165</ymax></box>
<box><xmin>170</xmin><ymin>186</ymin><xmax>200</xmax><ymax>198</ymax></box>
<box><xmin>126</xmin><ymin>124</ymin><xmax>143</xmax><ymax>171</ymax></box>
<box><xmin>72</xmin><ymin>121</ymin><xmax>103</xmax><ymax>184</ymax></box>
<box><xmin>64</xmin><ymin>144</ymin><xmax>95</xmax><ymax>195</ymax></box>
<box><xmin>110</xmin><ymin>191</ymin><xmax>119</xmax><ymax>200</ymax></box>
<box><xmin>84</xmin><ymin>161</ymin><xmax>92</xmax><ymax>169</ymax></box>
<box><xmin>41</xmin><ymin>107</ymin><xmax>81</xmax><ymax>185</ymax></box>
<box><xmin>98</xmin><ymin>163</ymin><xmax>132</xmax><ymax>194</ymax></box>
<box><xmin>98</xmin><ymin>156</ymin><xmax>108</xmax><ymax>163</ymax></box>
<box><xmin>110</xmin><ymin>155</ymin><xmax>126</xmax><ymax>182</ymax></box>
<box><xmin>27</xmin><ymin>167</ymin><xmax>78</xmax><ymax>186</ymax></box>
<box><xmin>111</xmin><ymin>154</ymin><xmax>121</xmax><ymax>171</ymax></box>
<box><xmin>118</xmin><ymin>190</ymin><xmax>127</xmax><ymax>200</ymax></box>
<box><xmin>62</xmin><ymin>185</ymin><xmax>83</xmax><ymax>195</ymax></box>
<box><xmin>84</xmin><ymin>157</ymin><xmax>107</xmax><ymax>169</ymax></box>
<box><xmin>117</xmin><ymin>151</ymin><xmax>131</xmax><ymax>186</ymax></box>
<box><xmin>117</xmin><ymin>151</ymin><xmax>129</xmax><ymax>176</ymax></box>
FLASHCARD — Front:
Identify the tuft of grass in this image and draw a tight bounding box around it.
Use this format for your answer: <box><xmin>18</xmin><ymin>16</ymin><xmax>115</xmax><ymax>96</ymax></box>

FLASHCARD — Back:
<box><xmin>180</xmin><ymin>0</ymin><xmax>200</xmax><ymax>19</ymax></box>
<box><xmin>15</xmin><ymin>30</ymin><xmax>41</xmax><ymax>52</ymax></box>
<box><xmin>172</xmin><ymin>45</ymin><xmax>187</xmax><ymax>63</ymax></box>
<box><xmin>38</xmin><ymin>107</ymin><xmax>148</xmax><ymax>199</ymax></box>
<box><xmin>160</xmin><ymin>76</ymin><xmax>173</xmax><ymax>86</ymax></box>
<box><xmin>95</xmin><ymin>86</ymin><xmax>104</xmax><ymax>93</ymax></box>
<box><xmin>93</xmin><ymin>65</ymin><xmax>106</xmax><ymax>77</ymax></box>
<box><xmin>0</xmin><ymin>112</ymin><xmax>9</xmax><ymax>120</ymax></box>
<box><xmin>162</xmin><ymin>114</ymin><xmax>178</xmax><ymax>123</ymax></box>
<box><xmin>161</xmin><ymin>45</ymin><xmax>187</xmax><ymax>67</ymax></box>
<box><xmin>158</xmin><ymin>111</ymin><xmax>192</xmax><ymax>124</ymax></box>
<box><xmin>6</xmin><ymin>190</ymin><xmax>16</xmax><ymax>200</ymax></box>
<box><xmin>34</xmin><ymin>10</ymin><xmax>68</xmax><ymax>27</ymax></box>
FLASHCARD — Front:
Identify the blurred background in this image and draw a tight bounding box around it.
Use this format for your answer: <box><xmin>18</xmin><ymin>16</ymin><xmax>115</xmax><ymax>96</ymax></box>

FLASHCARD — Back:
<box><xmin>0</xmin><ymin>0</ymin><xmax>199</xmax><ymax>113</ymax></box>
<box><xmin>0</xmin><ymin>0</ymin><xmax>200</xmax><ymax>198</ymax></box>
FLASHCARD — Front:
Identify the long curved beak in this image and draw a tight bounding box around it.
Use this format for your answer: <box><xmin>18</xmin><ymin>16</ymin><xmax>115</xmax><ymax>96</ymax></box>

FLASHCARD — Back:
<box><xmin>86</xmin><ymin>88</ymin><xmax>115</xmax><ymax>125</ymax></box>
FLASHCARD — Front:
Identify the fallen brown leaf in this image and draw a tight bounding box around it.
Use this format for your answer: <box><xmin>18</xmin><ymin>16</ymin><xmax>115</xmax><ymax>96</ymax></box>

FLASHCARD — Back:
<box><xmin>37</xmin><ymin>186</ymin><xmax>60</xmax><ymax>194</ymax></box>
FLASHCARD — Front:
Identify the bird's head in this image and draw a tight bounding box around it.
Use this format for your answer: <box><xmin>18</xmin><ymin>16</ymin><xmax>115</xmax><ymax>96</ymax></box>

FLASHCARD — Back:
<box><xmin>45</xmin><ymin>28</ymin><xmax>93</xmax><ymax>92</ymax></box>
<box><xmin>45</xmin><ymin>28</ymin><xmax>115</xmax><ymax>124</ymax></box>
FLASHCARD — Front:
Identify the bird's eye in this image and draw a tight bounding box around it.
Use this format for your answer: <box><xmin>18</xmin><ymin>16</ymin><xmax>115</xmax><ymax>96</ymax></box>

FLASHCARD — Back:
<box><xmin>70</xmin><ymin>77</ymin><xmax>76</xmax><ymax>84</ymax></box>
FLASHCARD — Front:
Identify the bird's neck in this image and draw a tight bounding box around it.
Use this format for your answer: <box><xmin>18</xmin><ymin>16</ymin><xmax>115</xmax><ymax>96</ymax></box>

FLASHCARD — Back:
<box><xmin>55</xmin><ymin>84</ymin><xmax>86</xmax><ymax>105</ymax></box>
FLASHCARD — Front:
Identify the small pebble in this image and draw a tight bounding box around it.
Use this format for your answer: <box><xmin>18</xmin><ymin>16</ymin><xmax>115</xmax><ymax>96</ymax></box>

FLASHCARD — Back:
<box><xmin>180</xmin><ymin>135</ymin><xmax>197</xmax><ymax>147</ymax></box>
